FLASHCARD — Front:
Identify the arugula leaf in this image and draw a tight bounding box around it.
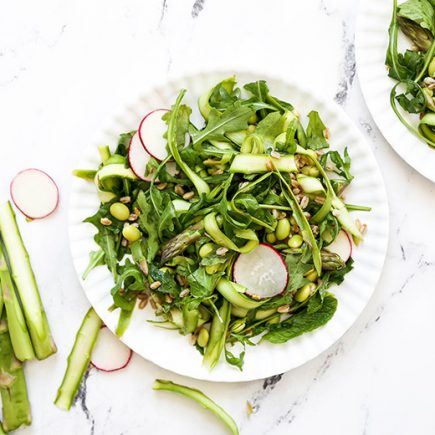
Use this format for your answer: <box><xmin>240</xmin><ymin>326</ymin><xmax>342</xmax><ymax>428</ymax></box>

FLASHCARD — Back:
<box><xmin>320</xmin><ymin>148</ymin><xmax>353</xmax><ymax>182</ymax></box>
<box><xmin>149</xmin><ymin>264</ymin><xmax>180</xmax><ymax>297</ymax></box>
<box><xmin>82</xmin><ymin>250</ymin><xmax>104</xmax><ymax>280</ymax></box>
<box><xmin>136</xmin><ymin>191</ymin><xmax>159</xmax><ymax>262</ymax></box>
<box><xmin>395</xmin><ymin>80</ymin><xmax>426</xmax><ymax>113</ymax></box>
<box><xmin>284</xmin><ymin>254</ymin><xmax>312</xmax><ymax>293</ymax></box>
<box><xmin>209</xmin><ymin>77</ymin><xmax>240</xmax><ymax>111</ymax></box>
<box><xmin>163</xmin><ymin>104</ymin><xmax>192</xmax><ymax>147</ymax></box>
<box><xmin>398</xmin><ymin>0</ymin><xmax>435</xmax><ymax>36</ymax></box>
<box><xmin>306</xmin><ymin>111</ymin><xmax>329</xmax><ymax>150</ymax></box>
<box><xmin>263</xmin><ymin>294</ymin><xmax>337</xmax><ymax>343</ymax></box>
<box><xmin>387</xmin><ymin>49</ymin><xmax>425</xmax><ymax>81</ymax></box>
<box><xmin>244</xmin><ymin>80</ymin><xmax>294</xmax><ymax>113</ymax></box>
<box><xmin>111</xmin><ymin>259</ymin><xmax>144</xmax><ymax>310</ymax></box>
<box><xmin>253</xmin><ymin>111</ymin><xmax>285</xmax><ymax>150</ymax></box>
<box><xmin>115</xmin><ymin>131</ymin><xmax>135</xmax><ymax>156</ymax></box>
<box><xmin>158</xmin><ymin>199</ymin><xmax>178</xmax><ymax>240</ymax></box>
<box><xmin>322</xmin><ymin>257</ymin><xmax>354</xmax><ymax>287</ymax></box>
<box><xmin>224</xmin><ymin>346</ymin><xmax>245</xmax><ymax>371</ymax></box>
<box><xmin>191</xmin><ymin>102</ymin><xmax>253</xmax><ymax>146</ymax></box>
<box><xmin>187</xmin><ymin>267</ymin><xmax>221</xmax><ymax>298</ymax></box>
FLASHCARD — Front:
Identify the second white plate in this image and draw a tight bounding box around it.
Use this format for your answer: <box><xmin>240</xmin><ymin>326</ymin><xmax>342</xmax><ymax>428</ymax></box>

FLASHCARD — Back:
<box><xmin>356</xmin><ymin>0</ymin><xmax>435</xmax><ymax>182</ymax></box>
<box><xmin>69</xmin><ymin>70</ymin><xmax>389</xmax><ymax>382</ymax></box>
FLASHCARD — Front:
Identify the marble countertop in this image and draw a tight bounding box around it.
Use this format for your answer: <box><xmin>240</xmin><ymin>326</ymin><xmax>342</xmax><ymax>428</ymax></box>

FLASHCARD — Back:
<box><xmin>1</xmin><ymin>0</ymin><xmax>435</xmax><ymax>434</ymax></box>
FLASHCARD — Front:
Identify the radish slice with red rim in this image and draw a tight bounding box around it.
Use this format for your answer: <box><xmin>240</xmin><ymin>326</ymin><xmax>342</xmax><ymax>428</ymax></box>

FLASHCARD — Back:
<box><xmin>325</xmin><ymin>230</ymin><xmax>352</xmax><ymax>262</ymax></box>
<box><xmin>90</xmin><ymin>326</ymin><xmax>133</xmax><ymax>372</ymax></box>
<box><xmin>138</xmin><ymin>109</ymin><xmax>169</xmax><ymax>161</ymax></box>
<box><xmin>233</xmin><ymin>243</ymin><xmax>288</xmax><ymax>299</ymax></box>
<box><xmin>10</xmin><ymin>168</ymin><xmax>59</xmax><ymax>219</ymax></box>
<box><xmin>128</xmin><ymin>132</ymin><xmax>153</xmax><ymax>181</ymax></box>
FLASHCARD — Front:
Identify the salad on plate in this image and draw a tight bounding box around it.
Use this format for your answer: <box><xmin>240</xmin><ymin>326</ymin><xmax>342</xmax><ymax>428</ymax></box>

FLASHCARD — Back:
<box><xmin>387</xmin><ymin>0</ymin><xmax>435</xmax><ymax>147</ymax></box>
<box><xmin>74</xmin><ymin>76</ymin><xmax>369</xmax><ymax>371</ymax></box>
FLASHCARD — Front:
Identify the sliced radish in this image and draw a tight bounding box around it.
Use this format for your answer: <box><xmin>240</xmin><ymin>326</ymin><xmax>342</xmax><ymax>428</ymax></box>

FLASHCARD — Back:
<box><xmin>233</xmin><ymin>243</ymin><xmax>288</xmax><ymax>299</ymax></box>
<box><xmin>138</xmin><ymin>109</ymin><xmax>169</xmax><ymax>161</ymax></box>
<box><xmin>90</xmin><ymin>326</ymin><xmax>133</xmax><ymax>372</ymax></box>
<box><xmin>128</xmin><ymin>132</ymin><xmax>153</xmax><ymax>181</ymax></box>
<box><xmin>325</xmin><ymin>230</ymin><xmax>352</xmax><ymax>262</ymax></box>
<box><xmin>10</xmin><ymin>169</ymin><xmax>59</xmax><ymax>219</ymax></box>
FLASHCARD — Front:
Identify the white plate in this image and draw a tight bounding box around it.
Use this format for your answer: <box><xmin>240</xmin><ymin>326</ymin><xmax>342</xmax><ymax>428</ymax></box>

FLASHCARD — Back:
<box><xmin>356</xmin><ymin>0</ymin><xmax>435</xmax><ymax>182</ymax></box>
<box><xmin>69</xmin><ymin>71</ymin><xmax>389</xmax><ymax>382</ymax></box>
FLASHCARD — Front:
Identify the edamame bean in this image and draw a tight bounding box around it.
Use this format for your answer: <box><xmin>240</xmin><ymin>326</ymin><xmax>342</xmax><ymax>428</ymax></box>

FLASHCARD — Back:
<box><xmin>122</xmin><ymin>225</ymin><xmax>141</xmax><ymax>242</ymax></box>
<box><xmin>110</xmin><ymin>202</ymin><xmax>130</xmax><ymax>221</ymax></box>
<box><xmin>266</xmin><ymin>232</ymin><xmax>277</xmax><ymax>243</ymax></box>
<box><xmin>230</xmin><ymin>319</ymin><xmax>246</xmax><ymax>333</ymax></box>
<box><xmin>197</xmin><ymin>328</ymin><xmax>209</xmax><ymax>347</ymax></box>
<box><xmin>276</xmin><ymin>218</ymin><xmax>291</xmax><ymax>240</ymax></box>
<box><xmin>199</xmin><ymin>243</ymin><xmax>214</xmax><ymax>258</ymax></box>
<box><xmin>205</xmin><ymin>264</ymin><xmax>220</xmax><ymax>275</ymax></box>
<box><xmin>305</xmin><ymin>269</ymin><xmax>318</xmax><ymax>282</ymax></box>
<box><xmin>295</xmin><ymin>283</ymin><xmax>315</xmax><ymax>302</ymax></box>
<box><xmin>288</xmin><ymin>234</ymin><xmax>303</xmax><ymax>248</ymax></box>
<box><xmin>430</xmin><ymin>57</ymin><xmax>435</xmax><ymax>77</ymax></box>
<box><xmin>248</xmin><ymin>113</ymin><xmax>258</xmax><ymax>124</ymax></box>
<box><xmin>247</xmin><ymin>125</ymin><xmax>256</xmax><ymax>133</ymax></box>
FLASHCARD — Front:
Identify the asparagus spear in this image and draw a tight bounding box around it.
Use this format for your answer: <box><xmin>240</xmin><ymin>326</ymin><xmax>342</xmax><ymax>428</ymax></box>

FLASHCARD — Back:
<box><xmin>153</xmin><ymin>379</ymin><xmax>239</xmax><ymax>435</ymax></box>
<box><xmin>0</xmin><ymin>201</ymin><xmax>56</xmax><ymax>360</ymax></box>
<box><xmin>160</xmin><ymin>221</ymin><xmax>204</xmax><ymax>264</ymax></box>
<box><xmin>55</xmin><ymin>308</ymin><xmax>102</xmax><ymax>410</ymax></box>
<box><xmin>0</xmin><ymin>244</ymin><xmax>34</xmax><ymax>361</ymax></box>
<box><xmin>320</xmin><ymin>251</ymin><xmax>345</xmax><ymax>271</ymax></box>
<box><xmin>0</xmin><ymin>316</ymin><xmax>31</xmax><ymax>432</ymax></box>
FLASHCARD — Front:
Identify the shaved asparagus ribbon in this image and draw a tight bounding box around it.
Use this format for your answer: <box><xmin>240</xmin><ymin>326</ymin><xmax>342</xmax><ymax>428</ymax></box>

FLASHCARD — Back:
<box><xmin>55</xmin><ymin>308</ymin><xmax>102</xmax><ymax>410</ymax></box>
<box><xmin>153</xmin><ymin>379</ymin><xmax>239</xmax><ymax>435</ymax></box>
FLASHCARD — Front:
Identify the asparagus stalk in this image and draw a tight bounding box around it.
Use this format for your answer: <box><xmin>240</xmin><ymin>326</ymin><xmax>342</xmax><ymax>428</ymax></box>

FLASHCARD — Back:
<box><xmin>160</xmin><ymin>221</ymin><xmax>204</xmax><ymax>264</ymax></box>
<box><xmin>153</xmin><ymin>379</ymin><xmax>239</xmax><ymax>435</ymax></box>
<box><xmin>55</xmin><ymin>308</ymin><xmax>102</xmax><ymax>410</ymax></box>
<box><xmin>0</xmin><ymin>244</ymin><xmax>34</xmax><ymax>361</ymax></box>
<box><xmin>0</xmin><ymin>201</ymin><xmax>56</xmax><ymax>360</ymax></box>
<box><xmin>320</xmin><ymin>251</ymin><xmax>346</xmax><ymax>271</ymax></box>
<box><xmin>0</xmin><ymin>317</ymin><xmax>32</xmax><ymax>432</ymax></box>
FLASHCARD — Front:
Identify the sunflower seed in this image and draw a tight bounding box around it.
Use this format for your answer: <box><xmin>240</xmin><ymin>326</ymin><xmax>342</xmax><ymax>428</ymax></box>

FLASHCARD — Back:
<box><xmin>100</xmin><ymin>217</ymin><xmax>112</xmax><ymax>226</ymax></box>
<box><xmin>150</xmin><ymin>281</ymin><xmax>161</xmax><ymax>290</ymax></box>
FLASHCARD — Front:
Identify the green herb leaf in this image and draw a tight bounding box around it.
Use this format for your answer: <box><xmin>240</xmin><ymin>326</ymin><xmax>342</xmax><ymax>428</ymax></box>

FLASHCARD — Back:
<box><xmin>398</xmin><ymin>0</ymin><xmax>435</xmax><ymax>36</ymax></box>
<box><xmin>149</xmin><ymin>264</ymin><xmax>180</xmax><ymax>297</ymax></box>
<box><xmin>284</xmin><ymin>254</ymin><xmax>312</xmax><ymax>293</ymax></box>
<box><xmin>191</xmin><ymin>102</ymin><xmax>253</xmax><ymax>146</ymax></box>
<box><xmin>306</xmin><ymin>111</ymin><xmax>329</xmax><ymax>150</ymax></box>
<box><xmin>82</xmin><ymin>250</ymin><xmax>105</xmax><ymax>280</ymax></box>
<box><xmin>224</xmin><ymin>347</ymin><xmax>245</xmax><ymax>371</ymax></box>
<box><xmin>187</xmin><ymin>267</ymin><xmax>221</xmax><ymax>298</ymax></box>
<box><xmin>395</xmin><ymin>80</ymin><xmax>426</xmax><ymax>113</ymax></box>
<box><xmin>263</xmin><ymin>294</ymin><xmax>337</xmax><ymax>343</ymax></box>
<box><xmin>136</xmin><ymin>191</ymin><xmax>160</xmax><ymax>262</ymax></box>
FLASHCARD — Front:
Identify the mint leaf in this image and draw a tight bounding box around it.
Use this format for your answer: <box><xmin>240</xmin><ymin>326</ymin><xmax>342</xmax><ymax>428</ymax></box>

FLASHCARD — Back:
<box><xmin>263</xmin><ymin>294</ymin><xmax>338</xmax><ymax>343</ymax></box>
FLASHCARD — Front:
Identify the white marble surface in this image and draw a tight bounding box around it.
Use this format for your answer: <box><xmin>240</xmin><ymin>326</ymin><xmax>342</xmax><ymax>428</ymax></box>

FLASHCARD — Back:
<box><xmin>1</xmin><ymin>0</ymin><xmax>435</xmax><ymax>434</ymax></box>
